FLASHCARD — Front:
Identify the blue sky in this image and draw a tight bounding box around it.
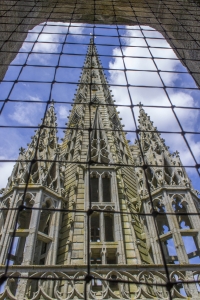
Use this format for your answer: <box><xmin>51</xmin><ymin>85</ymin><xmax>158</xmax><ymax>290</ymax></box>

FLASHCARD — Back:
<box><xmin>0</xmin><ymin>22</ymin><xmax>200</xmax><ymax>193</ymax></box>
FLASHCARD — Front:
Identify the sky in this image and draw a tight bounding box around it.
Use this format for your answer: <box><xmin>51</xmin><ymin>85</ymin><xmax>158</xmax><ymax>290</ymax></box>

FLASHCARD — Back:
<box><xmin>0</xmin><ymin>22</ymin><xmax>200</xmax><ymax>194</ymax></box>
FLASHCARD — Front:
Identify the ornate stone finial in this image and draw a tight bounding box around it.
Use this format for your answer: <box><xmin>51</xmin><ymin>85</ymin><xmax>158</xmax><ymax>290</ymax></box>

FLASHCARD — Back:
<box><xmin>50</xmin><ymin>99</ymin><xmax>55</xmax><ymax>107</ymax></box>
<box><xmin>174</xmin><ymin>150</ymin><xmax>180</xmax><ymax>157</ymax></box>
<box><xmin>19</xmin><ymin>147</ymin><xmax>26</xmax><ymax>155</ymax></box>
<box><xmin>138</xmin><ymin>102</ymin><xmax>143</xmax><ymax>110</ymax></box>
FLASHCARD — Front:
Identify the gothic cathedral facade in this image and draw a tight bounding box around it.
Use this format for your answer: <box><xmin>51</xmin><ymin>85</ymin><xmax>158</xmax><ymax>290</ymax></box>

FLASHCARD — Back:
<box><xmin>0</xmin><ymin>39</ymin><xmax>200</xmax><ymax>299</ymax></box>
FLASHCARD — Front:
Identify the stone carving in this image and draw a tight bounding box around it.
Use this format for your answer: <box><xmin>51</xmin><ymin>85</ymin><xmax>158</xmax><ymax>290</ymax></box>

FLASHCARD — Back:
<box><xmin>1</xmin><ymin>269</ymin><xmax>199</xmax><ymax>299</ymax></box>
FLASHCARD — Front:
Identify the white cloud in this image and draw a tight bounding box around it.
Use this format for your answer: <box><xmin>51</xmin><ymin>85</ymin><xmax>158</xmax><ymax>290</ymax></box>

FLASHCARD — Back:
<box><xmin>0</xmin><ymin>159</ymin><xmax>15</xmax><ymax>189</ymax></box>
<box><xmin>27</xmin><ymin>95</ymin><xmax>41</xmax><ymax>101</ymax></box>
<box><xmin>8</xmin><ymin>103</ymin><xmax>39</xmax><ymax>126</ymax></box>
<box><xmin>108</xmin><ymin>26</ymin><xmax>200</xmax><ymax>173</ymax></box>
<box><xmin>57</xmin><ymin>105</ymin><xmax>69</xmax><ymax>119</ymax></box>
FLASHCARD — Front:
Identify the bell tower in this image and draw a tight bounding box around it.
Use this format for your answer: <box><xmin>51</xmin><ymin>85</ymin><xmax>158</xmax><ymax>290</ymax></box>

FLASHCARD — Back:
<box><xmin>132</xmin><ymin>105</ymin><xmax>200</xmax><ymax>266</ymax></box>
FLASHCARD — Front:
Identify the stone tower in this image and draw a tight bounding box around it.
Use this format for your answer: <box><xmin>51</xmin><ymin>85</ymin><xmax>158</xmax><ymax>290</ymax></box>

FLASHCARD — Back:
<box><xmin>0</xmin><ymin>39</ymin><xmax>200</xmax><ymax>299</ymax></box>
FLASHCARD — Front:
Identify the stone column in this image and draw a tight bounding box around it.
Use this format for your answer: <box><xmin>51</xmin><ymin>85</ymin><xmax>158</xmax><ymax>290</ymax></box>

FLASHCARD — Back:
<box><xmin>186</xmin><ymin>192</ymin><xmax>200</xmax><ymax>249</ymax></box>
<box><xmin>22</xmin><ymin>189</ymin><xmax>43</xmax><ymax>265</ymax></box>
<box><xmin>112</xmin><ymin>173</ymin><xmax>126</xmax><ymax>264</ymax></box>
<box><xmin>164</xmin><ymin>191</ymin><xmax>188</xmax><ymax>264</ymax></box>
<box><xmin>0</xmin><ymin>190</ymin><xmax>18</xmax><ymax>264</ymax></box>
<box><xmin>143</xmin><ymin>200</ymin><xmax>163</xmax><ymax>264</ymax></box>
<box><xmin>46</xmin><ymin>199</ymin><xmax>62</xmax><ymax>265</ymax></box>
<box><xmin>15</xmin><ymin>272</ymin><xmax>29</xmax><ymax>299</ymax></box>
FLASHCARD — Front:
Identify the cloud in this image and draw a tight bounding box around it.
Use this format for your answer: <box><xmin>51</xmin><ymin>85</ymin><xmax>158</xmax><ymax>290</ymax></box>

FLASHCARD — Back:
<box><xmin>8</xmin><ymin>103</ymin><xmax>38</xmax><ymax>126</ymax></box>
<box><xmin>27</xmin><ymin>22</ymin><xmax>87</xmax><ymax>56</ymax></box>
<box><xmin>57</xmin><ymin>105</ymin><xmax>69</xmax><ymax>119</ymax></box>
<box><xmin>0</xmin><ymin>159</ymin><xmax>15</xmax><ymax>189</ymax></box>
<box><xmin>108</xmin><ymin>26</ymin><xmax>200</xmax><ymax>175</ymax></box>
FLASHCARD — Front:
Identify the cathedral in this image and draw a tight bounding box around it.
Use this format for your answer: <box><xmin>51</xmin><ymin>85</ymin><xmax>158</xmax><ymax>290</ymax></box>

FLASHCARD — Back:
<box><xmin>0</xmin><ymin>38</ymin><xmax>200</xmax><ymax>299</ymax></box>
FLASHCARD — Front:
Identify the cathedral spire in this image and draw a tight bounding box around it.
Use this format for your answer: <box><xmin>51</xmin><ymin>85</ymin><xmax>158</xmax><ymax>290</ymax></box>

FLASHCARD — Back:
<box><xmin>135</xmin><ymin>104</ymin><xmax>191</xmax><ymax>196</ymax></box>
<box><xmin>2</xmin><ymin>101</ymin><xmax>60</xmax><ymax>194</ymax></box>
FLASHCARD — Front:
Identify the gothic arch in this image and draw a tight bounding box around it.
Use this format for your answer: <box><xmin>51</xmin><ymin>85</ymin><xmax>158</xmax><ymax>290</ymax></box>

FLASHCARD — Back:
<box><xmin>42</xmin><ymin>196</ymin><xmax>55</xmax><ymax>210</ymax></box>
<box><xmin>16</xmin><ymin>192</ymin><xmax>35</xmax><ymax>207</ymax></box>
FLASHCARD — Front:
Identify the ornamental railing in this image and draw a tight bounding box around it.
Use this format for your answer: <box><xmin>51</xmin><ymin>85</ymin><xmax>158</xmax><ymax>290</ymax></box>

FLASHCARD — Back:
<box><xmin>0</xmin><ymin>265</ymin><xmax>200</xmax><ymax>299</ymax></box>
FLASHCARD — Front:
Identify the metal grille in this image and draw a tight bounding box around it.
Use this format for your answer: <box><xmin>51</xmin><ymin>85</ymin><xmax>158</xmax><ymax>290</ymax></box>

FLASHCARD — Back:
<box><xmin>0</xmin><ymin>0</ymin><xmax>200</xmax><ymax>299</ymax></box>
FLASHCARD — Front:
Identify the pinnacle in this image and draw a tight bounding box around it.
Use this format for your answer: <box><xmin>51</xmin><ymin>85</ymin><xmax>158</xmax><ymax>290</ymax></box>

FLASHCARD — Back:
<box><xmin>49</xmin><ymin>98</ymin><xmax>55</xmax><ymax>108</ymax></box>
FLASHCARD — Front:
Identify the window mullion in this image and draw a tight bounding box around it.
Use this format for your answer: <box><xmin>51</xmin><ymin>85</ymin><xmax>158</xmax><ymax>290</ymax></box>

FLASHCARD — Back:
<box><xmin>99</xmin><ymin>175</ymin><xmax>103</xmax><ymax>203</ymax></box>
<box><xmin>100</xmin><ymin>212</ymin><xmax>104</xmax><ymax>243</ymax></box>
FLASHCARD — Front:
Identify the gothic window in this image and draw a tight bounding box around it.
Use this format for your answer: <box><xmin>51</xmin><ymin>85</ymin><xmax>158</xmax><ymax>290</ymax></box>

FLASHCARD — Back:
<box><xmin>104</xmin><ymin>214</ymin><xmax>114</xmax><ymax>242</ymax></box>
<box><xmin>172</xmin><ymin>196</ymin><xmax>192</xmax><ymax>229</ymax></box>
<box><xmin>90</xmin><ymin>176</ymin><xmax>99</xmax><ymax>202</ymax></box>
<box><xmin>90</xmin><ymin>213</ymin><xmax>114</xmax><ymax>243</ymax></box>
<box><xmin>91</xmin><ymin>214</ymin><xmax>100</xmax><ymax>242</ymax></box>
<box><xmin>90</xmin><ymin>172</ymin><xmax>112</xmax><ymax>203</ymax></box>
<box><xmin>35</xmin><ymin>201</ymin><xmax>52</xmax><ymax>265</ymax></box>
<box><xmin>102</xmin><ymin>175</ymin><xmax>111</xmax><ymax>202</ymax></box>
<box><xmin>153</xmin><ymin>200</ymin><xmax>170</xmax><ymax>235</ymax></box>
<box><xmin>9</xmin><ymin>198</ymin><xmax>33</xmax><ymax>265</ymax></box>
<box><xmin>161</xmin><ymin>237</ymin><xmax>178</xmax><ymax>264</ymax></box>
<box><xmin>66</xmin><ymin>133</ymin><xmax>77</xmax><ymax>161</ymax></box>
<box><xmin>182</xmin><ymin>236</ymin><xmax>200</xmax><ymax>263</ymax></box>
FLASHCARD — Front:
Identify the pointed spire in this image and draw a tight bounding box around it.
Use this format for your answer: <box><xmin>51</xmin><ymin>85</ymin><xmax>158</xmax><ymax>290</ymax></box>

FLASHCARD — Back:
<box><xmin>2</xmin><ymin>102</ymin><xmax>59</xmax><ymax>194</ymax></box>
<box><xmin>135</xmin><ymin>105</ymin><xmax>191</xmax><ymax>195</ymax></box>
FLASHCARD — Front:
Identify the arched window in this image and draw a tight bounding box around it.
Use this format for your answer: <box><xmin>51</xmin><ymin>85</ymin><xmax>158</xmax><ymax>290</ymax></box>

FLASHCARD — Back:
<box><xmin>91</xmin><ymin>214</ymin><xmax>100</xmax><ymax>242</ymax></box>
<box><xmin>153</xmin><ymin>199</ymin><xmax>170</xmax><ymax>235</ymax></box>
<box><xmin>90</xmin><ymin>175</ymin><xmax>99</xmax><ymax>202</ymax></box>
<box><xmin>172</xmin><ymin>196</ymin><xmax>192</xmax><ymax>229</ymax></box>
<box><xmin>34</xmin><ymin>200</ymin><xmax>52</xmax><ymax>265</ymax></box>
<box><xmin>104</xmin><ymin>214</ymin><xmax>114</xmax><ymax>242</ymax></box>
<box><xmin>10</xmin><ymin>197</ymin><xmax>33</xmax><ymax>265</ymax></box>
<box><xmin>102</xmin><ymin>174</ymin><xmax>111</xmax><ymax>202</ymax></box>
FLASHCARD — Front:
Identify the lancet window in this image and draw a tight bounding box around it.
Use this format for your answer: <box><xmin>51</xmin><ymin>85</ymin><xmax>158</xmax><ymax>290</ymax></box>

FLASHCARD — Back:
<box><xmin>182</xmin><ymin>236</ymin><xmax>200</xmax><ymax>263</ymax></box>
<box><xmin>91</xmin><ymin>213</ymin><xmax>100</xmax><ymax>242</ymax></box>
<box><xmin>161</xmin><ymin>237</ymin><xmax>178</xmax><ymax>264</ymax></box>
<box><xmin>88</xmin><ymin>168</ymin><xmax>124</xmax><ymax>266</ymax></box>
<box><xmin>90</xmin><ymin>172</ymin><xmax>111</xmax><ymax>203</ymax></box>
<box><xmin>172</xmin><ymin>195</ymin><xmax>192</xmax><ymax>229</ymax></box>
<box><xmin>35</xmin><ymin>200</ymin><xmax>52</xmax><ymax>265</ymax></box>
<box><xmin>90</xmin><ymin>213</ymin><xmax>114</xmax><ymax>243</ymax></box>
<box><xmin>104</xmin><ymin>214</ymin><xmax>114</xmax><ymax>242</ymax></box>
<box><xmin>9</xmin><ymin>197</ymin><xmax>33</xmax><ymax>265</ymax></box>
<box><xmin>153</xmin><ymin>199</ymin><xmax>170</xmax><ymax>235</ymax></box>
<box><xmin>102</xmin><ymin>175</ymin><xmax>111</xmax><ymax>202</ymax></box>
